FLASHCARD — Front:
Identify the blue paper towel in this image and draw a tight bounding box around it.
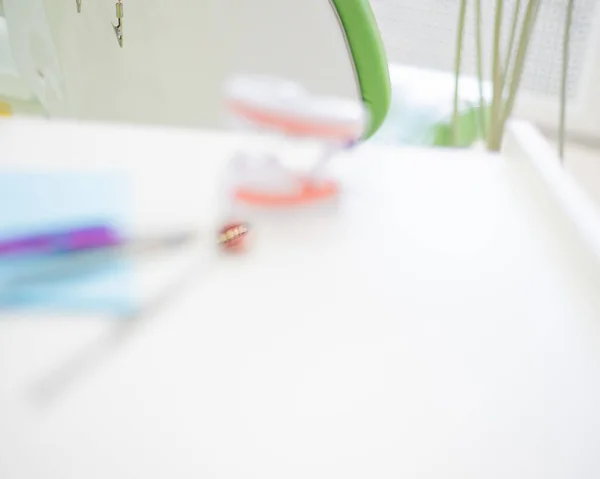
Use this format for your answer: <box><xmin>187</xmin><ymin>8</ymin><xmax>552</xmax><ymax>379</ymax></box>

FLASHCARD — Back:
<box><xmin>0</xmin><ymin>171</ymin><xmax>134</xmax><ymax>315</ymax></box>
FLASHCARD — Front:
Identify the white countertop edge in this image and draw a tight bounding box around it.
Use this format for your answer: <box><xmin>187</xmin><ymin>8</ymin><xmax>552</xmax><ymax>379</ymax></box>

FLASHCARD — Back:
<box><xmin>504</xmin><ymin>119</ymin><xmax>600</xmax><ymax>264</ymax></box>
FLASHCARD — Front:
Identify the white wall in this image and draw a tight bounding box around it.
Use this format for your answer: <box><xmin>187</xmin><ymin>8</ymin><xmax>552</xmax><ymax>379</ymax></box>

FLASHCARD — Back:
<box><xmin>0</xmin><ymin>16</ymin><xmax>36</xmax><ymax>102</ymax></box>
<box><xmin>3</xmin><ymin>0</ymin><xmax>360</xmax><ymax>129</ymax></box>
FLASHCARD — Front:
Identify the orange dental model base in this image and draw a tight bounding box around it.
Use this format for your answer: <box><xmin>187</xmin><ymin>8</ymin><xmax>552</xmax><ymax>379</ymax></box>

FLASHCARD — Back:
<box><xmin>234</xmin><ymin>178</ymin><xmax>339</xmax><ymax>207</ymax></box>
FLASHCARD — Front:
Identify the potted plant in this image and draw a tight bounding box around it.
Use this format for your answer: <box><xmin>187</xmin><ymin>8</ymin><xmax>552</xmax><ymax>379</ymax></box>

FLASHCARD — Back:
<box><xmin>451</xmin><ymin>0</ymin><xmax>576</xmax><ymax>159</ymax></box>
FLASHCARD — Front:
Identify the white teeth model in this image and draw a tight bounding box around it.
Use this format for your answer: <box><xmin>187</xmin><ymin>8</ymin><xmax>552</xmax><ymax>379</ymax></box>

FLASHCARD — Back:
<box><xmin>229</xmin><ymin>153</ymin><xmax>302</xmax><ymax>195</ymax></box>
<box><xmin>224</xmin><ymin>75</ymin><xmax>367</xmax><ymax>201</ymax></box>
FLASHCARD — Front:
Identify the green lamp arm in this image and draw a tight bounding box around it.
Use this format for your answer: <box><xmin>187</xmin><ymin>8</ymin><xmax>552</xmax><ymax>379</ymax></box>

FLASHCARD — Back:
<box><xmin>332</xmin><ymin>0</ymin><xmax>392</xmax><ymax>139</ymax></box>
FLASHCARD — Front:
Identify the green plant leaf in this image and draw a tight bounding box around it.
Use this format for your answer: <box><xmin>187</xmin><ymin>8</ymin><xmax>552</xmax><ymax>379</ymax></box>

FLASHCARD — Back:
<box><xmin>432</xmin><ymin>105</ymin><xmax>487</xmax><ymax>147</ymax></box>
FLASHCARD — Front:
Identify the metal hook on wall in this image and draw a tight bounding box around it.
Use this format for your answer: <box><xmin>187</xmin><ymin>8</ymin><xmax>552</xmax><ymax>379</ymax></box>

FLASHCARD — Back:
<box><xmin>112</xmin><ymin>0</ymin><xmax>124</xmax><ymax>48</ymax></box>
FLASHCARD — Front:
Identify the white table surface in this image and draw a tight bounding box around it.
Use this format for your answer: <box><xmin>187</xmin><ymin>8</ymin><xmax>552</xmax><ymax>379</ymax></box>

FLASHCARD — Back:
<box><xmin>1</xmin><ymin>118</ymin><xmax>600</xmax><ymax>479</ymax></box>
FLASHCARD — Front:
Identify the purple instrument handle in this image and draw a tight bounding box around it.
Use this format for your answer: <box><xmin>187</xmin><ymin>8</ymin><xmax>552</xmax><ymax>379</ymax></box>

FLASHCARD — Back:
<box><xmin>0</xmin><ymin>225</ymin><xmax>122</xmax><ymax>257</ymax></box>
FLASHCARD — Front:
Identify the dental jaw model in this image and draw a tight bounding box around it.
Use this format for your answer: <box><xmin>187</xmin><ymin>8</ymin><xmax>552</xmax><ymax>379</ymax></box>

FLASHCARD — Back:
<box><xmin>217</xmin><ymin>75</ymin><xmax>368</xmax><ymax>252</ymax></box>
<box><xmin>224</xmin><ymin>76</ymin><xmax>368</xmax><ymax>208</ymax></box>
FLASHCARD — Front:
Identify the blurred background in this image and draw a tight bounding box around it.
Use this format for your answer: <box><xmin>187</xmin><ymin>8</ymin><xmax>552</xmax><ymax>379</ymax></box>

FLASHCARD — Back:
<box><xmin>0</xmin><ymin>0</ymin><xmax>599</xmax><ymax>203</ymax></box>
<box><xmin>2</xmin><ymin>3</ymin><xmax>600</xmax><ymax>478</ymax></box>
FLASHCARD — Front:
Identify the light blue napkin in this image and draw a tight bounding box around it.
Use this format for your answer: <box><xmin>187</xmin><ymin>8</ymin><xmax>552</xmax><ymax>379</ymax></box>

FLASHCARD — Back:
<box><xmin>0</xmin><ymin>171</ymin><xmax>134</xmax><ymax>315</ymax></box>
